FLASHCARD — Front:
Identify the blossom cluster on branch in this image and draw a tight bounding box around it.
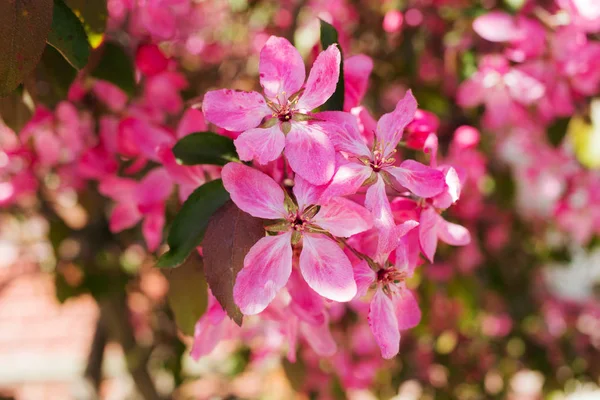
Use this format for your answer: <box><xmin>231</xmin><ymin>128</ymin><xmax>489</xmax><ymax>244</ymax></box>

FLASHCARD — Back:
<box><xmin>1</xmin><ymin>0</ymin><xmax>600</xmax><ymax>398</ymax></box>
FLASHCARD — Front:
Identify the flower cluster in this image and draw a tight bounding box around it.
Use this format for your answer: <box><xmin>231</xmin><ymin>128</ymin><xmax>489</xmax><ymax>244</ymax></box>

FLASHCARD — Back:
<box><xmin>200</xmin><ymin>36</ymin><xmax>468</xmax><ymax>359</ymax></box>
<box><xmin>1</xmin><ymin>0</ymin><xmax>600</xmax><ymax>398</ymax></box>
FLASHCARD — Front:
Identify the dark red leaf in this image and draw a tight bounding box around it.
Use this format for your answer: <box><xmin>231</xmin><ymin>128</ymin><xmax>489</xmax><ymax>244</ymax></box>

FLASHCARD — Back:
<box><xmin>0</xmin><ymin>0</ymin><xmax>54</xmax><ymax>94</ymax></box>
<box><xmin>203</xmin><ymin>201</ymin><xmax>265</xmax><ymax>326</ymax></box>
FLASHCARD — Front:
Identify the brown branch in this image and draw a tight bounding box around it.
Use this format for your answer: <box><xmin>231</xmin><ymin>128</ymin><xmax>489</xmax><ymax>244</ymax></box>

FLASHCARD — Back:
<box><xmin>84</xmin><ymin>314</ymin><xmax>108</xmax><ymax>391</ymax></box>
<box><xmin>101</xmin><ymin>296</ymin><xmax>163</xmax><ymax>400</ymax></box>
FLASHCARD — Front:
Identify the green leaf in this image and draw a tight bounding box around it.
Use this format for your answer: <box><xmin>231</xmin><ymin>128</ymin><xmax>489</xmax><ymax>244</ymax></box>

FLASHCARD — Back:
<box><xmin>0</xmin><ymin>0</ymin><xmax>54</xmax><ymax>95</ymax></box>
<box><xmin>39</xmin><ymin>44</ymin><xmax>77</xmax><ymax>100</ymax></box>
<box><xmin>90</xmin><ymin>41</ymin><xmax>136</xmax><ymax>95</ymax></box>
<box><xmin>64</xmin><ymin>0</ymin><xmax>107</xmax><ymax>34</ymax></box>
<box><xmin>166</xmin><ymin>254</ymin><xmax>208</xmax><ymax>336</ymax></box>
<box><xmin>504</xmin><ymin>0</ymin><xmax>526</xmax><ymax>12</ymax></box>
<box><xmin>203</xmin><ymin>201</ymin><xmax>265</xmax><ymax>326</ymax></box>
<box><xmin>47</xmin><ymin>0</ymin><xmax>90</xmax><ymax>70</ymax></box>
<box><xmin>319</xmin><ymin>19</ymin><xmax>345</xmax><ymax>112</ymax></box>
<box><xmin>546</xmin><ymin>117</ymin><xmax>570</xmax><ymax>148</ymax></box>
<box><xmin>157</xmin><ymin>179</ymin><xmax>230</xmax><ymax>268</ymax></box>
<box><xmin>172</xmin><ymin>132</ymin><xmax>238</xmax><ymax>166</ymax></box>
<box><xmin>282</xmin><ymin>356</ymin><xmax>306</xmax><ymax>392</ymax></box>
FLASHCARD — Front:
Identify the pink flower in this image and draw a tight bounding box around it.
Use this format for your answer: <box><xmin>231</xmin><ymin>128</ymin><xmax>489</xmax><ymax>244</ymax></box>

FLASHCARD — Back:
<box><xmin>138</xmin><ymin>0</ymin><xmax>190</xmax><ymax>40</ymax></box>
<box><xmin>551</xmin><ymin>27</ymin><xmax>600</xmax><ymax>96</ymax></box>
<box><xmin>320</xmin><ymin>91</ymin><xmax>445</xmax><ymax>254</ymax></box>
<box><xmin>344</xmin><ymin>54</ymin><xmax>373</xmax><ymax>111</ymax></box>
<box><xmin>404</xmin><ymin>109</ymin><xmax>440</xmax><ymax>151</ymax></box>
<box><xmin>266</xmin><ymin>277</ymin><xmax>338</xmax><ymax>360</ymax></box>
<box><xmin>221</xmin><ymin>162</ymin><xmax>373</xmax><ymax>315</ymax></box>
<box><xmin>203</xmin><ymin>36</ymin><xmax>341</xmax><ymax>185</ymax></box>
<box><xmin>99</xmin><ymin>168</ymin><xmax>173</xmax><ymax>251</ymax></box>
<box><xmin>557</xmin><ymin>0</ymin><xmax>600</xmax><ymax>33</ymax></box>
<box><xmin>92</xmin><ymin>81</ymin><xmax>129</xmax><ymax>113</ymax></box>
<box><xmin>354</xmin><ymin>259</ymin><xmax>421</xmax><ymax>359</ymax></box>
<box><xmin>418</xmin><ymin>207</ymin><xmax>471</xmax><ymax>262</ymax></box>
<box><xmin>117</xmin><ymin>117</ymin><xmax>174</xmax><ymax>160</ymax></box>
<box><xmin>191</xmin><ymin>291</ymin><xmax>239</xmax><ymax>360</ymax></box>
<box><xmin>473</xmin><ymin>12</ymin><xmax>545</xmax><ymax>62</ymax></box>
<box><xmin>457</xmin><ymin>55</ymin><xmax>546</xmax><ymax>129</ymax></box>
<box><xmin>135</xmin><ymin>43</ymin><xmax>170</xmax><ymax>76</ymax></box>
<box><xmin>142</xmin><ymin>71</ymin><xmax>188</xmax><ymax>115</ymax></box>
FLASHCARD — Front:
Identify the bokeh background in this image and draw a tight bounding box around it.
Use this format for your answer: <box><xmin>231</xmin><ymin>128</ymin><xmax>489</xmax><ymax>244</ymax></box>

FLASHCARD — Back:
<box><xmin>1</xmin><ymin>0</ymin><xmax>600</xmax><ymax>399</ymax></box>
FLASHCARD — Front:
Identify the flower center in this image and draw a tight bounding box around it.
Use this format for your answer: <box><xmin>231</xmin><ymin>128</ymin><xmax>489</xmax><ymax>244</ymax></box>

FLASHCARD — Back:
<box><xmin>370</xmin><ymin>148</ymin><xmax>396</xmax><ymax>172</ymax></box>
<box><xmin>288</xmin><ymin>213</ymin><xmax>308</xmax><ymax>231</ymax></box>
<box><xmin>377</xmin><ymin>267</ymin><xmax>407</xmax><ymax>286</ymax></box>
<box><xmin>278</xmin><ymin>111</ymin><xmax>293</xmax><ymax>122</ymax></box>
<box><xmin>266</xmin><ymin>91</ymin><xmax>300</xmax><ymax>123</ymax></box>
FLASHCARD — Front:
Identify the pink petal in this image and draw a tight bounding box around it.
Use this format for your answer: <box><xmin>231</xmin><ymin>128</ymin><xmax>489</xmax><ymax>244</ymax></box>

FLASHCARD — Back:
<box><xmin>483</xmin><ymin>87</ymin><xmax>513</xmax><ymax>129</ymax></box>
<box><xmin>297</xmin><ymin>44</ymin><xmax>341</xmax><ymax>111</ymax></box>
<box><xmin>393</xmin><ymin>289</ymin><xmax>421</xmax><ymax>330</ymax></box>
<box><xmin>378</xmin><ymin>220</ymin><xmax>420</xmax><ymax>263</ymax></box>
<box><xmin>352</xmin><ymin>106</ymin><xmax>377</xmax><ymax>144</ymax></box>
<box><xmin>387</xmin><ymin>160</ymin><xmax>445</xmax><ymax>198</ymax></box>
<box><xmin>100</xmin><ymin>116</ymin><xmax>119</xmax><ymax>154</ymax></box>
<box><xmin>141</xmin><ymin>4</ymin><xmax>177</xmax><ymax>39</ymax></box>
<box><xmin>259</xmin><ymin>36</ymin><xmax>306</xmax><ymax>101</ymax></box>
<box><xmin>109</xmin><ymin>203</ymin><xmax>142</xmax><ymax>232</ymax></box>
<box><xmin>136</xmin><ymin>168</ymin><xmax>174</xmax><ymax>207</ymax></box>
<box><xmin>286</xmin><ymin>316</ymin><xmax>299</xmax><ymax>363</ymax></box>
<box><xmin>319</xmin><ymin>160</ymin><xmax>372</xmax><ymax>202</ymax></box>
<box><xmin>418</xmin><ymin>207</ymin><xmax>439</xmax><ymax>262</ymax></box>
<box><xmin>144</xmin><ymin>71</ymin><xmax>187</xmax><ymax>114</ymax></box>
<box><xmin>313</xmin><ymin>197</ymin><xmax>373</xmax><ymax>237</ymax></box>
<box><xmin>118</xmin><ymin>117</ymin><xmax>174</xmax><ymax>161</ymax></box>
<box><xmin>233</xmin><ymin>232</ymin><xmax>293</xmax><ymax>315</ymax></box>
<box><xmin>93</xmin><ymin>82</ymin><xmax>128</xmax><ymax>112</ymax></box>
<box><xmin>424</xmin><ymin>133</ymin><xmax>439</xmax><ymax>167</ymax></box>
<box><xmin>293</xmin><ymin>176</ymin><xmax>325</xmax><ymax>211</ymax></box>
<box><xmin>190</xmin><ymin>294</ymin><xmax>229</xmax><ymax>360</ymax></box>
<box><xmin>365</xmin><ymin>176</ymin><xmax>397</xmax><ymax>254</ymax></box>
<box><xmin>98</xmin><ymin>177</ymin><xmax>136</xmax><ymax>202</ymax></box>
<box><xmin>344</xmin><ymin>54</ymin><xmax>374</xmax><ymax>110</ymax></box>
<box><xmin>473</xmin><ymin>11</ymin><xmax>518</xmax><ymax>42</ymax></box>
<box><xmin>394</xmin><ymin>237</ymin><xmax>417</xmax><ymax>275</ymax></box>
<box><xmin>402</xmin><ymin>230</ymin><xmax>422</xmax><ymax>273</ymax></box>
<box><xmin>299</xmin><ymin>234</ymin><xmax>357</xmax><ymax>302</ymax></box>
<box><xmin>135</xmin><ymin>43</ymin><xmax>169</xmax><ymax>77</ymax></box>
<box><xmin>202</xmin><ymin>89</ymin><xmax>271</xmax><ymax>132</ymax></box>
<box><xmin>316</xmin><ymin>111</ymin><xmax>371</xmax><ymax>156</ymax></box>
<box><xmin>376</xmin><ymin>90</ymin><xmax>417</xmax><ymax>155</ymax></box>
<box><xmin>287</xmin><ymin>269</ymin><xmax>325</xmax><ymax>325</ymax></box>
<box><xmin>177</xmin><ymin>108</ymin><xmax>207</xmax><ymax>139</ymax></box>
<box><xmin>221</xmin><ymin>162</ymin><xmax>287</xmax><ymax>219</ymax></box>
<box><xmin>157</xmin><ymin>146</ymin><xmax>205</xmax><ymax>188</ymax></box>
<box><xmin>285</xmin><ymin>122</ymin><xmax>336</xmax><ymax>185</ymax></box>
<box><xmin>505</xmin><ymin>69</ymin><xmax>545</xmax><ymax>105</ymax></box>
<box><xmin>142</xmin><ymin>211</ymin><xmax>165</xmax><ymax>251</ymax></box>
<box><xmin>456</xmin><ymin>76</ymin><xmax>485</xmax><ymax>108</ymax></box>
<box><xmin>437</xmin><ymin>218</ymin><xmax>471</xmax><ymax>246</ymax></box>
<box><xmin>34</xmin><ymin>130</ymin><xmax>61</xmax><ymax>167</ymax></box>
<box><xmin>432</xmin><ymin>166</ymin><xmax>461</xmax><ymax>209</ymax></box>
<box><xmin>233</xmin><ymin>124</ymin><xmax>286</xmax><ymax>164</ymax></box>
<box><xmin>79</xmin><ymin>147</ymin><xmax>119</xmax><ymax>179</ymax></box>
<box><xmin>368</xmin><ymin>288</ymin><xmax>400</xmax><ymax>359</ymax></box>
<box><xmin>353</xmin><ymin>260</ymin><xmax>376</xmax><ymax>298</ymax></box>
<box><xmin>300</xmin><ymin>318</ymin><xmax>337</xmax><ymax>357</ymax></box>
<box><xmin>190</xmin><ymin>314</ymin><xmax>228</xmax><ymax>360</ymax></box>
<box><xmin>391</xmin><ymin>220</ymin><xmax>420</xmax><ymax>245</ymax></box>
